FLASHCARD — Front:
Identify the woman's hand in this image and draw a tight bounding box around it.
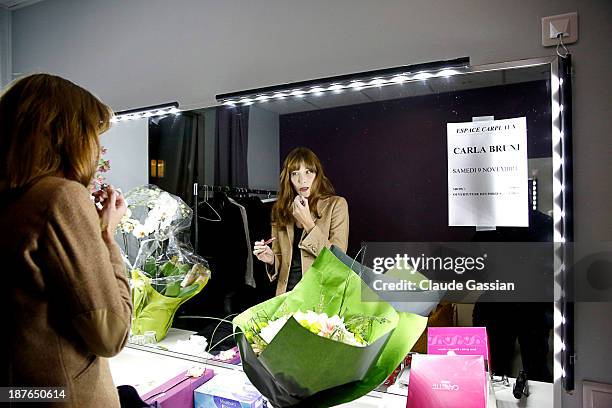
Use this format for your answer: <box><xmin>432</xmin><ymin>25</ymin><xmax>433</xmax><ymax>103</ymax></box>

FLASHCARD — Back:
<box><xmin>253</xmin><ymin>240</ymin><xmax>275</xmax><ymax>265</ymax></box>
<box><xmin>292</xmin><ymin>196</ymin><xmax>316</xmax><ymax>232</ymax></box>
<box><xmin>95</xmin><ymin>185</ymin><xmax>127</xmax><ymax>242</ymax></box>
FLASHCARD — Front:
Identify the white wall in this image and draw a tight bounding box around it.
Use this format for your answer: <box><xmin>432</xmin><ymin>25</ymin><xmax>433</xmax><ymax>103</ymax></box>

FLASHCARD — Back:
<box><xmin>248</xmin><ymin>105</ymin><xmax>279</xmax><ymax>190</ymax></box>
<box><xmin>194</xmin><ymin>105</ymin><xmax>280</xmax><ymax>189</ymax></box>
<box><xmin>101</xmin><ymin>118</ymin><xmax>149</xmax><ymax>193</ymax></box>
<box><xmin>11</xmin><ymin>1</ymin><xmax>612</xmax><ymax>406</ymax></box>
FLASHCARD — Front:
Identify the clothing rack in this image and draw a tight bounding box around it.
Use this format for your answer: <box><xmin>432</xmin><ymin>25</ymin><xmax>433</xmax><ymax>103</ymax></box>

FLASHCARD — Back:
<box><xmin>193</xmin><ymin>183</ymin><xmax>277</xmax><ymax>198</ymax></box>
<box><xmin>192</xmin><ymin>183</ymin><xmax>277</xmax><ymax>250</ymax></box>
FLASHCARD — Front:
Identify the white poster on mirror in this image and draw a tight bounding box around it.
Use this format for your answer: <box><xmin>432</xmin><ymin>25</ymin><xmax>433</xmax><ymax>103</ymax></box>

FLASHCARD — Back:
<box><xmin>447</xmin><ymin>117</ymin><xmax>528</xmax><ymax>227</ymax></box>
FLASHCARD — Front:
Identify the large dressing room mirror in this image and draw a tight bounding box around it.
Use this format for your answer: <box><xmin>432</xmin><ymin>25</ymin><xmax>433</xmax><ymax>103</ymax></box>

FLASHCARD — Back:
<box><xmin>108</xmin><ymin>56</ymin><xmax>565</xmax><ymax>394</ymax></box>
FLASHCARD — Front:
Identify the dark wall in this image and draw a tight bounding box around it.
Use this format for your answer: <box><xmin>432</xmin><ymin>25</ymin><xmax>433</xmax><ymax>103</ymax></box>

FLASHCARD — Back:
<box><xmin>280</xmin><ymin>81</ymin><xmax>552</xmax><ymax>254</ymax></box>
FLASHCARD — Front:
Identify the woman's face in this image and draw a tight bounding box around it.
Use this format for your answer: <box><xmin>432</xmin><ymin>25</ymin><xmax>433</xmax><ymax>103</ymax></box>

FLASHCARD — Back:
<box><xmin>290</xmin><ymin>163</ymin><xmax>317</xmax><ymax>198</ymax></box>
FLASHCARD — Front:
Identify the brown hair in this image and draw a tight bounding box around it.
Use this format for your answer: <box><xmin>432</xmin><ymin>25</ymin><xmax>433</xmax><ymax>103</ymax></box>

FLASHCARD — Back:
<box><xmin>0</xmin><ymin>73</ymin><xmax>112</xmax><ymax>192</ymax></box>
<box><xmin>271</xmin><ymin>147</ymin><xmax>335</xmax><ymax>227</ymax></box>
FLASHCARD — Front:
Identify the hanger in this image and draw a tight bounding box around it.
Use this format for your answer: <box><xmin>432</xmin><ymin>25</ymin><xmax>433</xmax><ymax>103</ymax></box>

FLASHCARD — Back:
<box><xmin>197</xmin><ymin>185</ymin><xmax>222</xmax><ymax>222</ymax></box>
<box><xmin>258</xmin><ymin>189</ymin><xmax>277</xmax><ymax>203</ymax></box>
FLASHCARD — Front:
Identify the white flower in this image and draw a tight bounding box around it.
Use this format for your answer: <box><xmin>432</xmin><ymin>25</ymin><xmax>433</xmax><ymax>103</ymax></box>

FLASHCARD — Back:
<box><xmin>217</xmin><ymin>348</ymin><xmax>237</xmax><ymax>361</ymax></box>
<box><xmin>187</xmin><ymin>366</ymin><xmax>206</xmax><ymax>377</ymax></box>
<box><xmin>138</xmin><ymin>193</ymin><xmax>180</xmax><ymax>236</ymax></box>
<box><xmin>259</xmin><ymin>315</ymin><xmax>290</xmax><ymax>344</ymax></box>
<box><xmin>143</xmin><ymin>216</ymin><xmax>159</xmax><ymax>234</ymax></box>
<box><xmin>173</xmin><ymin>337</ymin><xmax>211</xmax><ymax>358</ymax></box>
<box><xmin>189</xmin><ymin>334</ymin><xmax>208</xmax><ymax>349</ymax></box>
<box><xmin>328</xmin><ymin>314</ymin><xmax>344</xmax><ymax>327</ymax></box>
<box><xmin>132</xmin><ymin>224</ymin><xmax>149</xmax><ymax>238</ymax></box>
<box><xmin>293</xmin><ymin>311</ymin><xmax>365</xmax><ymax>346</ymax></box>
<box><xmin>122</xmin><ymin>221</ymin><xmax>136</xmax><ymax>233</ymax></box>
<box><xmin>119</xmin><ymin>218</ymin><xmax>139</xmax><ymax>233</ymax></box>
<box><xmin>294</xmin><ymin>310</ymin><xmax>323</xmax><ymax>325</ymax></box>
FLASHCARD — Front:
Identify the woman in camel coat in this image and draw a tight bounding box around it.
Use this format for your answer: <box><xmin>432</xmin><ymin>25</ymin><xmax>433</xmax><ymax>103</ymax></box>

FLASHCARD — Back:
<box><xmin>0</xmin><ymin>74</ymin><xmax>132</xmax><ymax>407</ymax></box>
<box><xmin>253</xmin><ymin>147</ymin><xmax>349</xmax><ymax>295</ymax></box>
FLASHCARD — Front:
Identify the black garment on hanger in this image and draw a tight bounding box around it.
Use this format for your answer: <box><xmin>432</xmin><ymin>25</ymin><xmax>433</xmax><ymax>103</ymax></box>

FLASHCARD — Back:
<box><xmin>180</xmin><ymin>192</ymin><xmax>249</xmax><ymax>318</ymax></box>
<box><xmin>472</xmin><ymin>210</ymin><xmax>554</xmax><ymax>382</ymax></box>
<box><xmin>239</xmin><ymin>196</ymin><xmax>276</xmax><ymax>302</ymax></box>
<box><xmin>175</xmin><ymin>192</ymin><xmax>276</xmax><ymax>342</ymax></box>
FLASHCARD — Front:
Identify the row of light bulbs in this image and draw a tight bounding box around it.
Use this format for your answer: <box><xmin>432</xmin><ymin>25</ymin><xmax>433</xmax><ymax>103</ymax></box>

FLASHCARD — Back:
<box><xmin>532</xmin><ymin>179</ymin><xmax>538</xmax><ymax>211</ymax></box>
<box><xmin>221</xmin><ymin>69</ymin><xmax>462</xmax><ymax>107</ymax></box>
<box><xmin>111</xmin><ymin>106</ymin><xmax>181</xmax><ymax>123</ymax></box>
<box><xmin>552</xmin><ymin>65</ymin><xmax>571</xmax><ymax>385</ymax></box>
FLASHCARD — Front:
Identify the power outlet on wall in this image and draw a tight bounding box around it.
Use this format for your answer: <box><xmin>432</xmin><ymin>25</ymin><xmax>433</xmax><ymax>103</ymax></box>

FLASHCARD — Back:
<box><xmin>542</xmin><ymin>12</ymin><xmax>578</xmax><ymax>47</ymax></box>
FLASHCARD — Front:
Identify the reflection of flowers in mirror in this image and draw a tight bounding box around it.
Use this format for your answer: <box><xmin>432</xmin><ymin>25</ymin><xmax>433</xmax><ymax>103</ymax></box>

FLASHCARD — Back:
<box><xmin>90</xmin><ymin>146</ymin><xmax>110</xmax><ymax>192</ymax></box>
<box><xmin>117</xmin><ymin>190</ymin><xmax>188</xmax><ymax>239</ymax></box>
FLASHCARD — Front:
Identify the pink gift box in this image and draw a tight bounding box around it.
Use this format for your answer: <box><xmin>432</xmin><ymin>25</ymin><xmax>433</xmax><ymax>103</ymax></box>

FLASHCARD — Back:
<box><xmin>407</xmin><ymin>354</ymin><xmax>487</xmax><ymax>408</ymax></box>
<box><xmin>427</xmin><ymin>327</ymin><xmax>490</xmax><ymax>369</ymax></box>
<box><xmin>141</xmin><ymin>368</ymin><xmax>214</xmax><ymax>408</ymax></box>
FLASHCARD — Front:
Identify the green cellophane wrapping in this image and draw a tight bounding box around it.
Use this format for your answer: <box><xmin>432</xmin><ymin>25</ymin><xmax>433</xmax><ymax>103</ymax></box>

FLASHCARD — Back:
<box><xmin>233</xmin><ymin>247</ymin><xmax>427</xmax><ymax>407</ymax></box>
<box><xmin>131</xmin><ymin>269</ymin><xmax>208</xmax><ymax>341</ymax></box>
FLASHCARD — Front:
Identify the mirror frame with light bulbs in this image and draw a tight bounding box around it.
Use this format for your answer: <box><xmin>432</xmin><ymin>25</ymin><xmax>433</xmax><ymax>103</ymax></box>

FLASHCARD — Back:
<box><xmin>115</xmin><ymin>55</ymin><xmax>573</xmax><ymax>400</ymax></box>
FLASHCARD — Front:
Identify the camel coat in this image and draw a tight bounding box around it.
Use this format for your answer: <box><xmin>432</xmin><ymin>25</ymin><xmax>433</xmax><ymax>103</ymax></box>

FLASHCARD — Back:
<box><xmin>267</xmin><ymin>195</ymin><xmax>349</xmax><ymax>295</ymax></box>
<box><xmin>2</xmin><ymin>177</ymin><xmax>132</xmax><ymax>407</ymax></box>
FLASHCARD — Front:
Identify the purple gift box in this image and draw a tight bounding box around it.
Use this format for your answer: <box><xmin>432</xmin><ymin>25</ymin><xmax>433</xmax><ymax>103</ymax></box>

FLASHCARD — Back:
<box><xmin>141</xmin><ymin>368</ymin><xmax>215</xmax><ymax>408</ymax></box>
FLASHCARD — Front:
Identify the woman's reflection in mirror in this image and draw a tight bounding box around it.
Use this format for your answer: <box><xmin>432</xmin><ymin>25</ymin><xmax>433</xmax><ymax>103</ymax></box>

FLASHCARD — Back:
<box><xmin>253</xmin><ymin>147</ymin><xmax>349</xmax><ymax>296</ymax></box>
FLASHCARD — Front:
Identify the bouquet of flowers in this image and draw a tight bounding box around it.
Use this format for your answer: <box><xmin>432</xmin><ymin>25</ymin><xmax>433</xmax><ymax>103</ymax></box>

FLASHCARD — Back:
<box><xmin>246</xmin><ymin>310</ymin><xmax>389</xmax><ymax>357</ymax></box>
<box><xmin>233</xmin><ymin>247</ymin><xmax>429</xmax><ymax>407</ymax></box>
<box><xmin>116</xmin><ymin>185</ymin><xmax>211</xmax><ymax>341</ymax></box>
